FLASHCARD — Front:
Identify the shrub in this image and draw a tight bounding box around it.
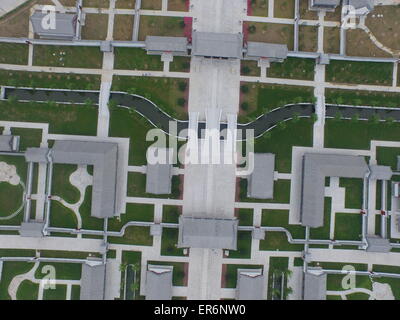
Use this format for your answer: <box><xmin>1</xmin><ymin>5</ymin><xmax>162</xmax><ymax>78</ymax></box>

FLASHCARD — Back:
<box><xmin>177</xmin><ymin>98</ymin><xmax>186</xmax><ymax>106</ymax></box>
<box><xmin>240</xmin><ymin>85</ymin><xmax>249</xmax><ymax>93</ymax></box>
<box><xmin>241</xmin><ymin>102</ymin><xmax>249</xmax><ymax>111</ymax></box>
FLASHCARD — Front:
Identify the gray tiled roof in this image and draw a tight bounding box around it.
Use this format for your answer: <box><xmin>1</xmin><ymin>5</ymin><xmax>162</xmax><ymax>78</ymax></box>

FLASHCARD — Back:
<box><xmin>52</xmin><ymin>140</ymin><xmax>118</xmax><ymax>218</ymax></box>
<box><xmin>369</xmin><ymin>165</ymin><xmax>393</xmax><ymax>181</ymax></box>
<box><xmin>178</xmin><ymin>216</ymin><xmax>238</xmax><ymax>249</ymax></box>
<box><xmin>246</xmin><ymin>42</ymin><xmax>288</xmax><ymax>60</ymax></box>
<box><xmin>349</xmin><ymin>0</ymin><xmax>374</xmax><ymax>11</ymax></box>
<box><xmin>81</xmin><ymin>263</ymin><xmax>106</xmax><ymax>300</ymax></box>
<box><xmin>192</xmin><ymin>32</ymin><xmax>243</xmax><ymax>59</ymax></box>
<box><xmin>248</xmin><ymin>153</ymin><xmax>275</xmax><ymax>199</ymax></box>
<box><xmin>366</xmin><ymin>236</ymin><xmax>391</xmax><ymax>253</ymax></box>
<box><xmin>145</xmin><ymin>36</ymin><xmax>188</xmax><ymax>54</ymax></box>
<box><xmin>236</xmin><ymin>269</ymin><xmax>265</xmax><ymax>300</ymax></box>
<box><xmin>311</xmin><ymin>0</ymin><xmax>340</xmax><ymax>8</ymax></box>
<box><xmin>25</xmin><ymin>148</ymin><xmax>50</xmax><ymax>163</ymax></box>
<box><xmin>30</xmin><ymin>11</ymin><xmax>77</xmax><ymax>40</ymax></box>
<box><xmin>19</xmin><ymin>222</ymin><xmax>45</xmax><ymax>237</ymax></box>
<box><xmin>301</xmin><ymin>153</ymin><xmax>369</xmax><ymax>228</ymax></box>
<box><xmin>303</xmin><ymin>269</ymin><xmax>327</xmax><ymax>300</ymax></box>
<box><xmin>146</xmin><ymin>265</ymin><xmax>173</xmax><ymax>300</ymax></box>
<box><xmin>0</xmin><ymin>135</ymin><xmax>19</xmax><ymax>152</ymax></box>
<box><xmin>146</xmin><ymin>147</ymin><xmax>173</xmax><ymax>194</ymax></box>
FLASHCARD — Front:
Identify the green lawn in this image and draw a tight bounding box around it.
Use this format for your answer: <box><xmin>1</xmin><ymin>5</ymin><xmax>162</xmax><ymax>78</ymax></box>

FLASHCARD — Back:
<box><xmin>325</xmin><ymin>119</ymin><xmax>400</xmax><ymax>150</ymax></box>
<box><xmin>16</xmin><ymin>280</ymin><xmax>38</xmax><ymax>300</ymax></box>
<box><xmin>259</xmin><ymin>231</ymin><xmax>304</xmax><ymax>251</ymax></box>
<box><xmin>79</xmin><ymin>186</ymin><xmax>104</xmax><ymax>230</ymax></box>
<box><xmin>43</xmin><ymin>284</ymin><xmax>67</xmax><ymax>300</ymax></box>
<box><xmin>33</xmin><ymin>45</ymin><xmax>103</xmax><ymax>69</ymax></box>
<box><xmin>261</xmin><ymin>209</ymin><xmax>305</xmax><ymax>238</ymax></box>
<box><xmin>51</xmin><ymin>164</ymin><xmax>80</xmax><ymax>204</ymax></box>
<box><xmin>49</xmin><ymin>201</ymin><xmax>78</xmax><ymax>229</ymax></box>
<box><xmin>239</xmin><ymin>179</ymin><xmax>291</xmax><ymax>203</ymax></box>
<box><xmin>162</xmin><ymin>205</ymin><xmax>181</xmax><ymax>223</ymax></box>
<box><xmin>254</xmin><ymin>118</ymin><xmax>314</xmax><ymax>172</ymax></box>
<box><xmin>326</xmin><ymin>89</ymin><xmax>400</xmax><ymax>107</ymax></box>
<box><xmin>71</xmin><ymin>285</ymin><xmax>81</xmax><ymax>300</ymax></box>
<box><xmin>240</xmin><ymin>83</ymin><xmax>314</xmax><ymax>122</ymax></box>
<box><xmin>10</xmin><ymin>128</ymin><xmax>42</xmax><ymax>151</ymax></box>
<box><xmin>237</xmin><ymin>208</ymin><xmax>254</xmax><ymax>226</ymax></box>
<box><xmin>0</xmin><ymin>69</ymin><xmax>101</xmax><ymax>90</ymax></box>
<box><xmin>309</xmin><ymin>197</ymin><xmax>332</xmax><ymax>240</ymax></box>
<box><xmin>161</xmin><ymin>228</ymin><xmax>185</xmax><ymax>256</ymax></box>
<box><xmin>0</xmin><ymin>101</ymin><xmax>98</xmax><ymax>136</ymax></box>
<box><xmin>0</xmin><ymin>43</ymin><xmax>29</xmax><ymax>65</ymax></box>
<box><xmin>326</xmin><ymin>60</ymin><xmax>393</xmax><ymax>86</ymax></box>
<box><xmin>375</xmin><ymin>277</ymin><xmax>400</xmax><ymax>299</ymax></box>
<box><xmin>268</xmin><ymin>57</ymin><xmax>315</xmax><ymax>80</ymax></box>
<box><xmin>138</xmin><ymin>16</ymin><xmax>185</xmax><ymax>41</ymax></box>
<box><xmin>340</xmin><ymin>178</ymin><xmax>364</xmax><ymax>209</ymax></box>
<box><xmin>170</xmin><ymin>56</ymin><xmax>191</xmax><ymax>73</ymax></box>
<box><xmin>0</xmin><ymin>262</ymin><xmax>34</xmax><ymax>300</ymax></box>
<box><xmin>112</xmin><ymin>75</ymin><xmax>188</xmax><ymax>120</ymax></box>
<box><xmin>34</xmin><ymin>262</ymin><xmax>82</xmax><ymax>280</ymax></box>
<box><xmin>114</xmin><ymin>48</ymin><xmax>163</xmax><ymax>71</ymax></box>
<box><xmin>108</xmin><ymin>226</ymin><xmax>153</xmax><ymax>245</ymax></box>
<box><xmin>376</xmin><ymin>147</ymin><xmax>400</xmax><ymax>170</ymax></box>
<box><xmin>334</xmin><ymin>212</ymin><xmax>362</xmax><ymax>241</ymax></box>
<box><xmin>327</xmin><ymin>274</ymin><xmax>372</xmax><ymax>291</ymax></box>
<box><xmin>228</xmin><ymin>231</ymin><xmax>252</xmax><ymax>258</ymax></box>
<box><xmin>108</xmin><ymin>203</ymin><xmax>155</xmax><ymax>231</ymax></box>
<box><xmin>0</xmin><ymin>182</ymin><xmax>24</xmax><ymax>218</ymax></box>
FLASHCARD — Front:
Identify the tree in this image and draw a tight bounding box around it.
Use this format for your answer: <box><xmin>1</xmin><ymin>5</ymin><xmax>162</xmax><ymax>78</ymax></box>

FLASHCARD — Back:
<box><xmin>108</xmin><ymin>99</ymin><xmax>118</xmax><ymax>110</ymax></box>
<box><xmin>292</xmin><ymin>112</ymin><xmax>300</xmax><ymax>123</ymax></box>
<box><xmin>336</xmin><ymin>96</ymin><xmax>344</xmax><ymax>105</ymax></box>
<box><xmin>385</xmin><ymin>117</ymin><xmax>395</xmax><ymax>126</ymax></box>
<box><xmin>178</xmin><ymin>81</ymin><xmax>187</xmax><ymax>92</ymax></box>
<box><xmin>177</xmin><ymin>97</ymin><xmax>186</xmax><ymax>106</ymax></box>
<box><xmin>351</xmin><ymin>113</ymin><xmax>359</xmax><ymax>123</ymax></box>
<box><xmin>310</xmin><ymin>113</ymin><xmax>318</xmax><ymax>123</ymax></box>
<box><xmin>240</xmin><ymin>85</ymin><xmax>249</xmax><ymax>93</ymax></box>
<box><xmin>241</xmin><ymin>102</ymin><xmax>249</xmax><ymax>111</ymax></box>
<box><xmin>241</xmin><ymin>66</ymin><xmax>251</xmax><ymax>75</ymax></box>
<box><xmin>119</xmin><ymin>263</ymin><xmax>127</xmax><ymax>272</ymax></box>
<box><xmin>278</xmin><ymin>121</ymin><xmax>287</xmax><ymax>130</ymax></box>
<box><xmin>248</xmin><ymin>25</ymin><xmax>256</xmax><ymax>34</ymax></box>
<box><xmin>284</xmin><ymin>287</ymin><xmax>293</xmax><ymax>299</ymax></box>
<box><xmin>334</xmin><ymin>111</ymin><xmax>342</xmax><ymax>121</ymax></box>
<box><xmin>283</xmin><ymin>269</ymin><xmax>293</xmax><ymax>279</ymax></box>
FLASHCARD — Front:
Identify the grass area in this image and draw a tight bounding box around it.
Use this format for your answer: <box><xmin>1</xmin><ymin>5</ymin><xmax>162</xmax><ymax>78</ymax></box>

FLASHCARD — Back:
<box><xmin>16</xmin><ymin>280</ymin><xmax>38</xmax><ymax>300</ymax></box>
<box><xmin>0</xmin><ymin>101</ymin><xmax>98</xmax><ymax>136</ymax></box>
<box><xmin>83</xmin><ymin>0</ymin><xmax>110</xmax><ymax>7</ymax></box>
<box><xmin>340</xmin><ymin>178</ymin><xmax>363</xmax><ymax>209</ymax></box>
<box><xmin>346</xmin><ymin>292</ymin><xmax>370</xmax><ymax>300</ymax></box>
<box><xmin>108</xmin><ymin>226</ymin><xmax>153</xmax><ymax>245</ymax></box>
<box><xmin>240</xmin><ymin>179</ymin><xmax>291</xmax><ymax>204</ymax></box>
<box><xmin>147</xmin><ymin>260</ymin><xmax>187</xmax><ymax>286</ymax></box>
<box><xmin>81</xmin><ymin>14</ymin><xmax>108</xmax><ymax>40</ymax></box>
<box><xmin>267</xmin><ymin>57</ymin><xmax>315</xmax><ymax>81</ymax></box>
<box><xmin>346</xmin><ymin>29</ymin><xmax>391</xmax><ymax>58</ymax></box>
<box><xmin>274</xmin><ymin>0</ymin><xmax>295</xmax><ymax>18</ymax></box>
<box><xmin>162</xmin><ymin>205</ymin><xmax>181</xmax><ymax>223</ymax></box>
<box><xmin>43</xmin><ymin>285</ymin><xmax>67</xmax><ymax>300</ymax></box>
<box><xmin>261</xmin><ymin>209</ymin><xmax>305</xmax><ymax>238</ymax></box>
<box><xmin>38</xmin><ymin>250</ymin><xmax>101</xmax><ymax>259</ymax></box>
<box><xmin>259</xmin><ymin>231</ymin><xmax>304</xmax><ymax>251</ymax></box>
<box><xmin>0</xmin><ymin>249</ymin><xmax>35</xmax><ymax>257</ymax></box>
<box><xmin>326</xmin><ymin>60</ymin><xmax>393</xmax><ymax>86</ymax></box>
<box><xmin>267</xmin><ymin>256</ymin><xmax>289</xmax><ymax>299</ymax></box>
<box><xmin>112</xmin><ymin>75</ymin><xmax>188</xmax><ymax>120</ymax></box>
<box><xmin>51</xmin><ymin>164</ymin><xmax>80</xmax><ymax>204</ymax></box>
<box><xmin>114</xmin><ymin>48</ymin><xmax>163</xmax><ymax>71</ymax></box>
<box><xmin>228</xmin><ymin>231</ymin><xmax>252</xmax><ymax>258</ymax></box>
<box><xmin>326</xmin><ymin>88</ymin><xmax>400</xmax><ymax>107</ymax></box>
<box><xmin>0</xmin><ymin>43</ymin><xmax>28</xmax><ymax>65</ymax></box>
<box><xmin>79</xmin><ymin>186</ymin><xmax>104</xmax><ymax>230</ymax></box>
<box><xmin>241</xmin><ymin>60</ymin><xmax>260</xmax><ymax>77</ymax></box>
<box><xmin>138</xmin><ymin>16</ymin><xmax>185</xmax><ymax>41</ymax></box>
<box><xmin>249</xmin><ymin>0</ymin><xmax>268</xmax><ymax>16</ymax></box>
<box><xmin>113</xmin><ymin>14</ymin><xmax>134</xmax><ymax>40</ymax></box>
<box><xmin>372</xmin><ymin>265</ymin><xmax>400</xmax><ymax>274</ymax></box>
<box><xmin>327</xmin><ymin>274</ymin><xmax>372</xmax><ymax>291</ymax></box>
<box><xmin>237</xmin><ymin>208</ymin><xmax>254</xmax><ymax>226</ymax></box>
<box><xmin>0</xmin><ymin>182</ymin><xmax>24</xmax><ymax>218</ymax></box>
<box><xmin>115</xmin><ymin>0</ymin><xmax>136</xmax><ymax>8</ymax></box>
<box><xmin>224</xmin><ymin>264</ymin><xmax>263</xmax><ymax>288</ymax></box>
<box><xmin>33</xmin><ymin>45</ymin><xmax>103</xmax><ymax>69</ymax></box>
<box><xmin>170</xmin><ymin>56</ymin><xmax>191</xmax><ymax>73</ymax></box>
<box><xmin>254</xmin><ymin>118</ymin><xmax>314</xmax><ymax>172</ymax></box>
<box><xmin>325</xmin><ymin>119</ymin><xmax>400</xmax><ymax>150</ymax></box>
<box><xmin>141</xmin><ymin>0</ymin><xmax>162</xmax><ymax>10</ymax></box>
<box><xmin>108</xmin><ymin>203</ymin><xmax>155</xmax><ymax>231</ymax></box>
<box><xmin>34</xmin><ymin>262</ymin><xmax>82</xmax><ymax>280</ymax></box>
<box><xmin>168</xmin><ymin>0</ymin><xmax>188</xmax><ymax>11</ymax></box>
<box><xmin>49</xmin><ymin>201</ymin><xmax>78</xmax><ymax>229</ymax></box>
<box><xmin>246</xmin><ymin>22</ymin><xmax>294</xmax><ymax>50</ymax></box>
<box><xmin>0</xmin><ymin>69</ymin><xmax>101</xmax><ymax>90</ymax></box>
<box><xmin>323</xmin><ymin>27</ymin><xmax>340</xmax><ymax>54</ymax></box>
<box><xmin>127</xmin><ymin>172</ymin><xmax>181</xmax><ymax>199</ymax></box>
<box><xmin>334</xmin><ymin>213</ymin><xmax>362</xmax><ymax>241</ymax></box>
<box><xmin>10</xmin><ymin>128</ymin><xmax>42</xmax><ymax>151</ymax></box>
<box><xmin>0</xmin><ymin>262</ymin><xmax>34</xmax><ymax>300</ymax></box>
<box><xmin>309</xmin><ymin>197</ymin><xmax>332</xmax><ymax>240</ymax></box>
<box><xmin>376</xmin><ymin>147</ymin><xmax>400</xmax><ymax>170</ymax></box>
<box><xmin>240</xmin><ymin>83</ymin><xmax>314</xmax><ymax>122</ymax></box>
<box><xmin>71</xmin><ymin>286</ymin><xmax>81</xmax><ymax>300</ymax></box>
<box><xmin>161</xmin><ymin>228</ymin><xmax>185</xmax><ymax>256</ymax></box>
<box><xmin>298</xmin><ymin>25</ymin><xmax>318</xmax><ymax>52</ymax></box>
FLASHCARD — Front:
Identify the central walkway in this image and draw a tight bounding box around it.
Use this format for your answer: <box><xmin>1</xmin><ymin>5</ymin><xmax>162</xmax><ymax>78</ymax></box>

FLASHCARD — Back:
<box><xmin>183</xmin><ymin>0</ymin><xmax>246</xmax><ymax>300</ymax></box>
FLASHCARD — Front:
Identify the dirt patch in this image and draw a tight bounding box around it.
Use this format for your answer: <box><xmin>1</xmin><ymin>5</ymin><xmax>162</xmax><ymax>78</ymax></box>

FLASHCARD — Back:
<box><xmin>298</xmin><ymin>25</ymin><xmax>318</xmax><ymax>52</ymax></box>
<box><xmin>115</xmin><ymin>0</ymin><xmax>136</xmax><ymax>9</ymax></box>
<box><xmin>81</xmin><ymin>13</ymin><xmax>108</xmax><ymax>40</ymax></box>
<box><xmin>346</xmin><ymin>28</ymin><xmax>392</xmax><ymax>58</ymax></box>
<box><xmin>324</xmin><ymin>27</ymin><xmax>340</xmax><ymax>54</ymax></box>
<box><xmin>168</xmin><ymin>0</ymin><xmax>188</xmax><ymax>12</ymax></box>
<box><xmin>274</xmin><ymin>0</ymin><xmax>295</xmax><ymax>18</ymax></box>
<box><xmin>83</xmin><ymin>0</ymin><xmax>110</xmax><ymax>8</ymax></box>
<box><xmin>141</xmin><ymin>0</ymin><xmax>162</xmax><ymax>10</ymax></box>
<box><xmin>113</xmin><ymin>14</ymin><xmax>134</xmax><ymax>40</ymax></box>
<box><xmin>366</xmin><ymin>5</ymin><xmax>400</xmax><ymax>51</ymax></box>
<box><xmin>0</xmin><ymin>1</ymin><xmax>33</xmax><ymax>37</ymax></box>
<box><xmin>299</xmin><ymin>0</ymin><xmax>318</xmax><ymax>20</ymax></box>
<box><xmin>247</xmin><ymin>22</ymin><xmax>294</xmax><ymax>50</ymax></box>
